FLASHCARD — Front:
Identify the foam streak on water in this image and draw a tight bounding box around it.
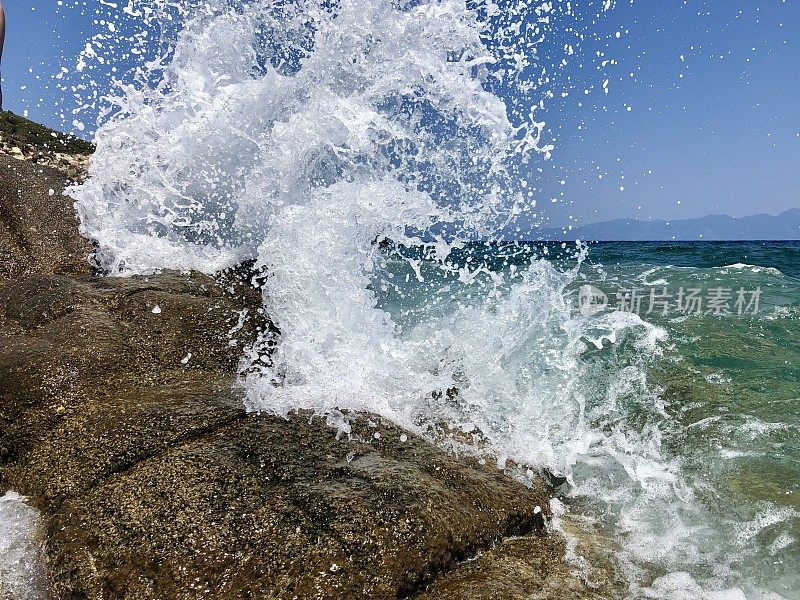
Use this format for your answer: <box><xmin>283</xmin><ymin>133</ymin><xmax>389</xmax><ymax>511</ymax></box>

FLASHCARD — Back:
<box><xmin>67</xmin><ymin>2</ymin><xmax>794</xmax><ymax>598</ymax></box>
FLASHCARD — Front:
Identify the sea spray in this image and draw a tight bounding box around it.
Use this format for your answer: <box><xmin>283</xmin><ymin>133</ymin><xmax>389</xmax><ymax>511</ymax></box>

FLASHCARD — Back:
<box><xmin>0</xmin><ymin>492</ymin><xmax>49</xmax><ymax>600</ymax></box>
<box><xmin>65</xmin><ymin>1</ymin><xmax>796</xmax><ymax>598</ymax></box>
<box><xmin>70</xmin><ymin>0</ymin><xmax>597</xmax><ymax>455</ymax></box>
<box><xmin>73</xmin><ymin>0</ymin><xmax>562</xmax><ymax>272</ymax></box>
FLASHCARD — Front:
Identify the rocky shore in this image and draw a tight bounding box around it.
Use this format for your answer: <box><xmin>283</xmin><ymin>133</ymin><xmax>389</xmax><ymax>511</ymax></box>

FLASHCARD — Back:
<box><xmin>0</xmin><ymin>113</ymin><xmax>93</xmax><ymax>182</ymax></box>
<box><xmin>0</xmin><ymin>118</ymin><xmax>622</xmax><ymax>599</ymax></box>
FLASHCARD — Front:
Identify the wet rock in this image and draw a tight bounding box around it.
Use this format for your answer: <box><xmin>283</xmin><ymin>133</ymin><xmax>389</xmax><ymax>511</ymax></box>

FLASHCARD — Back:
<box><xmin>42</xmin><ymin>414</ymin><xmax>550</xmax><ymax>599</ymax></box>
<box><xmin>0</xmin><ymin>270</ymin><xmax>552</xmax><ymax>599</ymax></box>
<box><xmin>0</xmin><ymin>125</ymin><xmax>605</xmax><ymax>599</ymax></box>
<box><xmin>0</xmin><ymin>267</ymin><xmax>561</xmax><ymax>599</ymax></box>
<box><xmin>0</xmin><ymin>272</ymin><xmax>560</xmax><ymax>598</ymax></box>
<box><xmin>416</xmin><ymin>526</ymin><xmax>626</xmax><ymax>599</ymax></box>
<box><xmin>0</xmin><ymin>271</ymin><xmax>264</xmax><ymax>469</ymax></box>
<box><xmin>0</xmin><ymin>157</ymin><xmax>92</xmax><ymax>279</ymax></box>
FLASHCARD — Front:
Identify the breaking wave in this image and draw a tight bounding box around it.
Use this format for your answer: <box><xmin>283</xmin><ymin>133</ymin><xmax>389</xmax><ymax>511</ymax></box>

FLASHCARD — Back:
<box><xmin>67</xmin><ymin>1</ymin><xmax>794</xmax><ymax>598</ymax></box>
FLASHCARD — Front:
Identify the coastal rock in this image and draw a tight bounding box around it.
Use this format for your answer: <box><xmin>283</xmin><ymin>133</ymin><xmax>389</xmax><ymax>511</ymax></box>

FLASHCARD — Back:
<box><xmin>0</xmin><ymin>112</ymin><xmax>93</xmax><ymax>181</ymax></box>
<box><xmin>44</xmin><ymin>412</ymin><xmax>550</xmax><ymax>599</ymax></box>
<box><xmin>0</xmin><ymin>271</ymin><xmax>552</xmax><ymax>599</ymax></box>
<box><xmin>0</xmin><ymin>157</ymin><xmax>92</xmax><ymax>279</ymax></box>
<box><xmin>0</xmin><ymin>271</ymin><xmax>264</xmax><ymax>468</ymax></box>
<box><xmin>417</xmin><ymin>520</ymin><xmax>626</xmax><ymax>599</ymax></box>
<box><xmin>0</xmin><ymin>119</ymin><xmax>609</xmax><ymax>599</ymax></box>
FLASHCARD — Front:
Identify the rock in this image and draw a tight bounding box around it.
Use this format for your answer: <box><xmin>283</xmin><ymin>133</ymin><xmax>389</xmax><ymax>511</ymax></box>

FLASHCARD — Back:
<box><xmin>416</xmin><ymin>526</ymin><xmax>626</xmax><ymax>599</ymax></box>
<box><xmin>0</xmin><ymin>112</ymin><xmax>94</xmax><ymax>180</ymax></box>
<box><xmin>0</xmin><ymin>270</ymin><xmax>555</xmax><ymax>599</ymax></box>
<box><xmin>0</xmin><ymin>117</ymin><xmax>618</xmax><ymax>599</ymax></box>
<box><xmin>0</xmin><ymin>156</ymin><xmax>93</xmax><ymax>279</ymax></box>
<box><xmin>43</xmin><ymin>413</ymin><xmax>550</xmax><ymax>599</ymax></box>
<box><xmin>0</xmin><ymin>271</ymin><xmax>265</xmax><ymax>470</ymax></box>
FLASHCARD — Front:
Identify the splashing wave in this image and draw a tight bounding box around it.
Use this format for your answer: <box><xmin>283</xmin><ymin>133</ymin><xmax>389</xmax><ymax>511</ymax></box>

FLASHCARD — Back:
<box><xmin>67</xmin><ymin>2</ymin><xmax>789</xmax><ymax>598</ymax></box>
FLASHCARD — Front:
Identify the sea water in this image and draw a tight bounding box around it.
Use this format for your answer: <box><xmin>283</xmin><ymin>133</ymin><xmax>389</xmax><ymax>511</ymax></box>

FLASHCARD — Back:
<box><xmin>64</xmin><ymin>1</ymin><xmax>798</xmax><ymax>597</ymax></box>
<box><xmin>368</xmin><ymin>240</ymin><xmax>799</xmax><ymax>599</ymax></box>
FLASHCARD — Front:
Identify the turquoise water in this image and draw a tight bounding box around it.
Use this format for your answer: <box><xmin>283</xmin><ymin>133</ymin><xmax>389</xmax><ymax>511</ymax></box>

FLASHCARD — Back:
<box><xmin>376</xmin><ymin>240</ymin><xmax>799</xmax><ymax>598</ymax></box>
<box><xmin>575</xmin><ymin>242</ymin><xmax>799</xmax><ymax>597</ymax></box>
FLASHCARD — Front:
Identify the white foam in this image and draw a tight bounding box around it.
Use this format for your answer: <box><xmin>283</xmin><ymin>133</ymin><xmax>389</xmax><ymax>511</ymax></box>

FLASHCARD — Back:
<box><xmin>763</xmin><ymin>306</ymin><xmax>796</xmax><ymax>321</ymax></box>
<box><xmin>705</xmin><ymin>372</ymin><xmax>731</xmax><ymax>384</ymax></box>
<box><xmin>637</xmin><ymin>267</ymin><xmax>670</xmax><ymax>287</ymax></box>
<box><xmin>735</xmin><ymin>506</ymin><xmax>800</xmax><ymax>544</ymax></box>
<box><xmin>640</xmin><ymin>572</ymin><xmax>749</xmax><ymax>600</ymax></box>
<box><xmin>0</xmin><ymin>492</ymin><xmax>49</xmax><ymax>600</ymax></box>
<box><xmin>720</xmin><ymin>264</ymin><xmax>783</xmax><ymax>276</ymax></box>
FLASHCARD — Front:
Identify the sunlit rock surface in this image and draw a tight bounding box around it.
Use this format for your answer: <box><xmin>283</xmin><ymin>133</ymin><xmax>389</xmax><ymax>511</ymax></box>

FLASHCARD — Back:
<box><xmin>0</xmin><ymin>269</ymin><xmax>553</xmax><ymax>598</ymax></box>
<box><xmin>0</xmin><ymin>122</ymin><xmax>619</xmax><ymax>599</ymax></box>
<box><xmin>0</xmin><ymin>157</ymin><xmax>92</xmax><ymax>279</ymax></box>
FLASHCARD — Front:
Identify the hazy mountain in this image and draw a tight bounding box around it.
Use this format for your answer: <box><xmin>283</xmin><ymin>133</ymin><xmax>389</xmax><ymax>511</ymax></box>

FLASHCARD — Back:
<box><xmin>539</xmin><ymin>209</ymin><xmax>800</xmax><ymax>241</ymax></box>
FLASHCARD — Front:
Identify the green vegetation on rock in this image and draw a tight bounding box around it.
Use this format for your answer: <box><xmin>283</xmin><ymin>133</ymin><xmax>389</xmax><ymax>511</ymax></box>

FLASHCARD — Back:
<box><xmin>0</xmin><ymin>111</ymin><xmax>94</xmax><ymax>156</ymax></box>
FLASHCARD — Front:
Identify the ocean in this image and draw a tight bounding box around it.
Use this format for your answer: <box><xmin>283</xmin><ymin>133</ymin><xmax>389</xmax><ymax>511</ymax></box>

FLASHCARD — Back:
<box><xmin>62</xmin><ymin>0</ymin><xmax>799</xmax><ymax>597</ymax></box>
<box><xmin>374</xmin><ymin>240</ymin><xmax>800</xmax><ymax>598</ymax></box>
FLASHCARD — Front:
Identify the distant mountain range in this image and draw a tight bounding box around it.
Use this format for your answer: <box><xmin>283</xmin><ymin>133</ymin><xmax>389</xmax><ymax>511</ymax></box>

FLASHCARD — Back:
<box><xmin>539</xmin><ymin>208</ymin><xmax>800</xmax><ymax>241</ymax></box>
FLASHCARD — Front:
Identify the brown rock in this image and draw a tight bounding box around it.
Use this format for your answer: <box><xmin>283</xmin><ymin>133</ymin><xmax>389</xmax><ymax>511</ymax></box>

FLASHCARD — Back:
<box><xmin>416</xmin><ymin>526</ymin><xmax>626</xmax><ymax>599</ymax></box>
<box><xmin>0</xmin><ymin>270</ymin><xmax>555</xmax><ymax>599</ymax></box>
<box><xmin>0</xmin><ymin>271</ymin><xmax>264</xmax><ymax>470</ymax></box>
<box><xmin>42</xmin><ymin>412</ymin><xmax>550</xmax><ymax>599</ymax></box>
<box><xmin>0</xmin><ymin>157</ymin><xmax>92</xmax><ymax>279</ymax></box>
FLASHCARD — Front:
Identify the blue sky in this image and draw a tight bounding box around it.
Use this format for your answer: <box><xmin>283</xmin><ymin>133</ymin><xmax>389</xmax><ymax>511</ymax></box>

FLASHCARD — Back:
<box><xmin>2</xmin><ymin>0</ymin><xmax>798</xmax><ymax>225</ymax></box>
<box><xmin>532</xmin><ymin>0</ymin><xmax>800</xmax><ymax>225</ymax></box>
<box><xmin>2</xmin><ymin>2</ymin><xmax>88</xmax><ymax>127</ymax></box>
